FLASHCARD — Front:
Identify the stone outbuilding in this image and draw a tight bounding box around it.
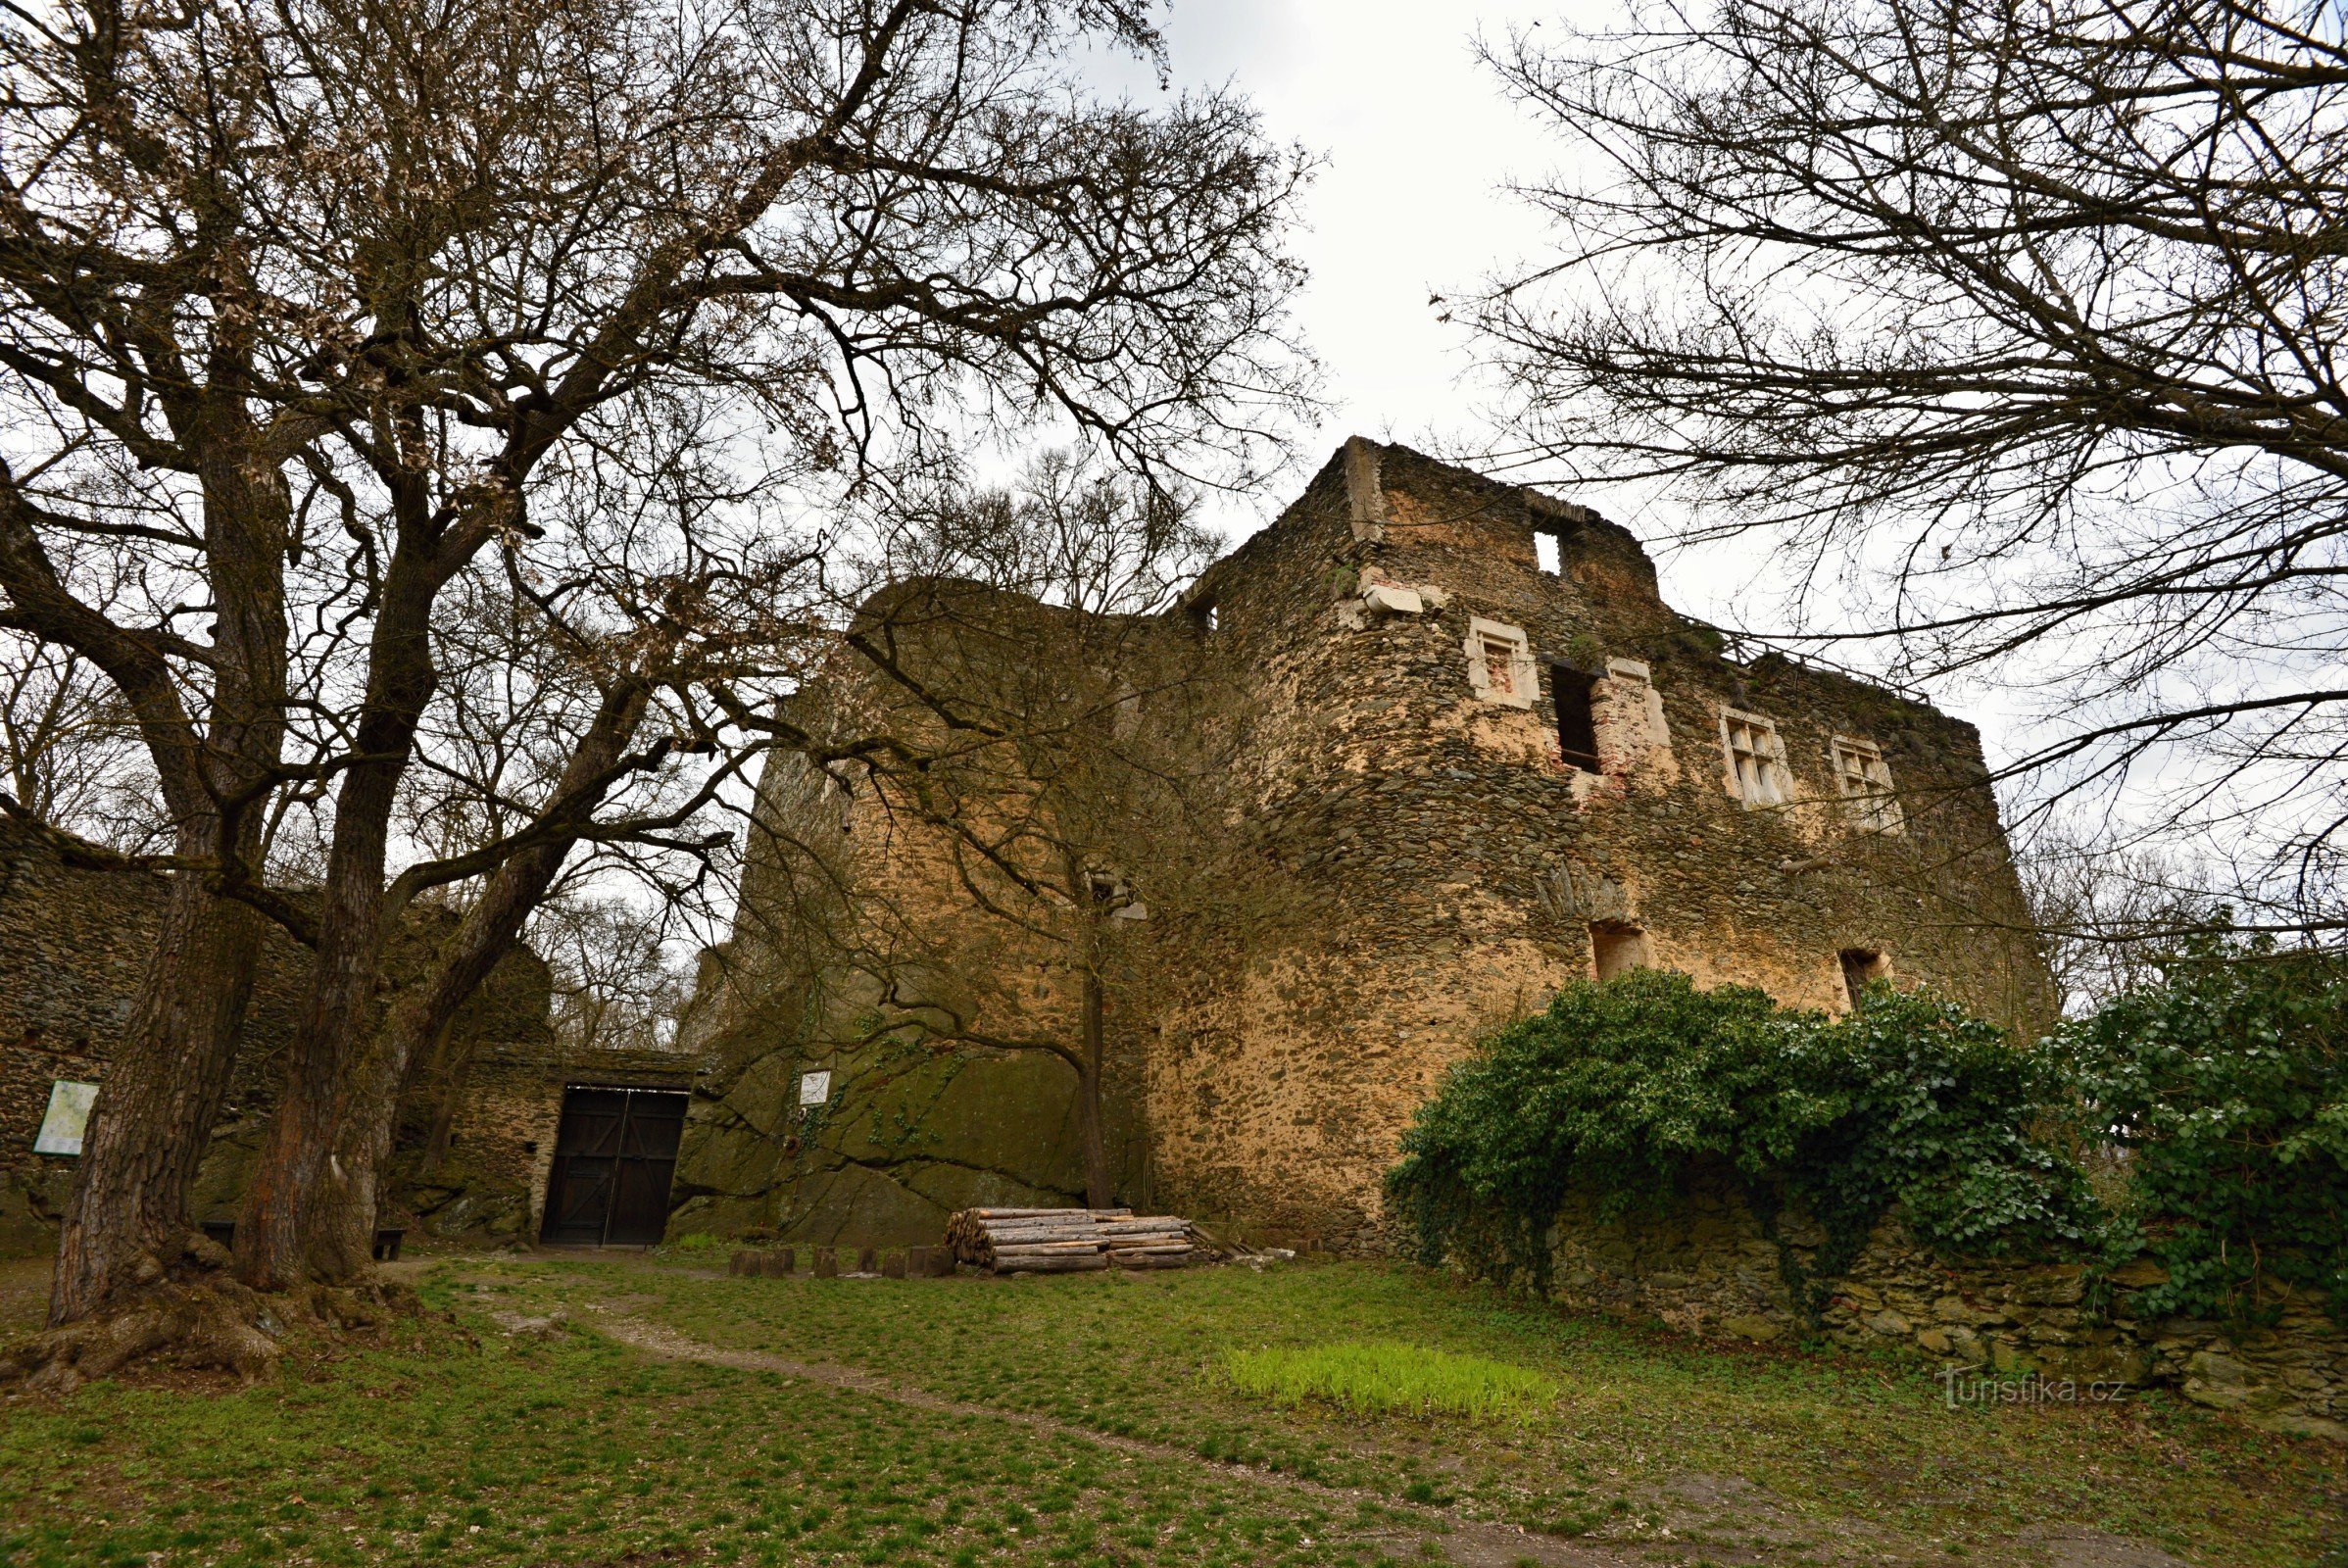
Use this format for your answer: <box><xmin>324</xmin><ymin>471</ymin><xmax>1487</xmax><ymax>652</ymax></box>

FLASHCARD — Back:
<box><xmin>0</xmin><ymin>814</ymin><xmax>691</xmax><ymax>1256</ymax></box>
<box><xmin>673</xmin><ymin>441</ymin><xmax>2053</xmax><ymax>1251</ymax></box>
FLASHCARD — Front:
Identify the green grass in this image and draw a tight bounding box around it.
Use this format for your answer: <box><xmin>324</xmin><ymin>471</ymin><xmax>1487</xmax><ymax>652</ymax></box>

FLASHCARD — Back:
<box><xmin>2</xmin><ymin>1251</ymin><xmax>2342</xmax><ymax>1567</ymax></box>
<box><xmin>0</xmin><ymin>1278</ymin><xmax>1420</xmax><ymax>1568</ymax></box>
<box><xmin>1226</xmin><ymin>1341</ymin><xmax>1555</xmax><ymax>1421</ymax></box>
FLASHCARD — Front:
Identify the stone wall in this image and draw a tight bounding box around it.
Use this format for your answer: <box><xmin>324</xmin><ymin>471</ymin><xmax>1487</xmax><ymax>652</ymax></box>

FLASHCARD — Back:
<box><xmin>1142</xmin><ymin>440</ymin><xmax>2051</xmax><ymax>1250</ymax></box>
<box><xmin>1544</xmin><ymin>1166</ymin><xmax>2345</xmax><ymax>1441</ymax></box>
<box><xmin>668</xmin><ymin>589</ymin><xmax>1151</xmax><ymax>1250</ymax></box>
<box><xmin>0</xmin><ymin>815</ymin><xmax>602</xmax><ymax>1254</ymax></box>
<box><xmin>681</xmin><ymin>439</ymin><xmax>2056</xmax><ymax>1257</ymax></box>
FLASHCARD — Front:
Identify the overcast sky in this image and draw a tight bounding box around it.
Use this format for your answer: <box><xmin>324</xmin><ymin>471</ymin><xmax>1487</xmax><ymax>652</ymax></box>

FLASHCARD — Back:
<box><xmin>1080</xmin><ymin>2</ymin><xmax>1754</xmax><ymax>619</ymax></box>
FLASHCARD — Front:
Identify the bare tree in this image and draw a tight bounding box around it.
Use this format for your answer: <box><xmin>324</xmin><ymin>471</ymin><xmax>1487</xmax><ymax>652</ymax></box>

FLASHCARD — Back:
<box><xmin>536</xmin><ymin>892</ymin><xmax>695</xmax><ymax>1058</ymax></box>
<box><xmin>2015</xmin><ymin>817</ymin><xmax>2227</xmax><ymax>1011</ymax></box>
<box><xmin>0</xmin><ymin>636</ymin><xmax>161</xmax><ymax>854</ymax></box>
<box><xmin>1474</xmin><ymin>0</ymin><xmax>2348</xmax><ymax>931</ymax></box>
<box><xmin>0</xmin><ymin>0</ymin><xmax>1310</xmax><ymax>1361</ymax></box>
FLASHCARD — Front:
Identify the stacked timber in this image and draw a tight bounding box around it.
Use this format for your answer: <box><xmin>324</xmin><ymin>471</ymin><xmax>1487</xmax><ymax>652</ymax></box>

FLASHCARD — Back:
<box><xmin>946</xmin><ymin>1207</ymin><xmax>1203</xmax><ymax>1273</ymax></box>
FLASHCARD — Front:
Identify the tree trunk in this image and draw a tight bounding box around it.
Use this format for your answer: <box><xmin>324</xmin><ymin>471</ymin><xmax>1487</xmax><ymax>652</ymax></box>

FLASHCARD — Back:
<box><xmin>1079</xmin><ymin>967</ymin><xmax>1112</xmax><ymax>1208</ymax></box>
<box><xmin>243</xmin><ymin>671</ymin><xmax>653</xmax><ymax>1284</ymax></box>
<box><xmin>46</xmin><ymin>870</ymin><xmax>265</xmax><ymax>1324</ymax></box>
<box><xmin>33</xmin><ymin>410</ymin><xmax>291</xmax><ymax>1327</ymax></box>
<box><xmin>234</xmin><ymin>539</ymin><xmax>446</xmax><ymax>1290</ymax></box>
<box><xmin>414</xmin><ymin>1024</ymin><xmax>470</xmax><ymax>1180</ymax></box>
<box><xmin>319</xmin><ymin>679</ymin><xmax>652</xmax><ymax>1268</ymax></box>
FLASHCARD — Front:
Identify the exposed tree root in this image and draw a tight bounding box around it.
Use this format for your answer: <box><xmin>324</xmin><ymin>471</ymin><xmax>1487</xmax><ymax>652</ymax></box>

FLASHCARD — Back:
<box><xmin>1</xmin><ymin>1232</ymin><xmax>428</xmax><ymax>1396</ymax></box>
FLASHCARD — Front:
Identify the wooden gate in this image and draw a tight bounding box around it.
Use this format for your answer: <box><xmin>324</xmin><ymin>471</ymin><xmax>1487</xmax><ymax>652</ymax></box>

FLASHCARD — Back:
<box><xmin>538</xmin><ymin>1086</ymin><xmax>688</xmax><ymax>1247</ymax></box>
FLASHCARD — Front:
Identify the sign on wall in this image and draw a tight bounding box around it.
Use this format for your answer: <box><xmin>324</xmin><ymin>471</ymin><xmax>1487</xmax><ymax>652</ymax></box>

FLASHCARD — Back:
<box><xmin>798</xmin><ymin>1070</ymin><xmax>832</xmax><ymax>1107</ymax></box>
<box><xmin>33</xmin><ymin>1080</ymin><xmax>99</xmax><ymax>1155</ymax></box>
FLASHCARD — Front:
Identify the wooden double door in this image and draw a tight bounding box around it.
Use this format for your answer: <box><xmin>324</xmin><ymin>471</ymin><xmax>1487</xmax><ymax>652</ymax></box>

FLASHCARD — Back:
<box><xmin>539</xmin><ymin>1086</ymin><xmax>688</xmax><ymax>1247</ymax></box>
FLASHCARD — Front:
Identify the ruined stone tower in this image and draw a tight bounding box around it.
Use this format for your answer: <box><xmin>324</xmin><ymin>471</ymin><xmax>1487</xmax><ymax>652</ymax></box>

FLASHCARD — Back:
<box><xmin>672</xmin><ymin>441</ymin><xmax>2052</xmax><ymax>1250</ymax></box>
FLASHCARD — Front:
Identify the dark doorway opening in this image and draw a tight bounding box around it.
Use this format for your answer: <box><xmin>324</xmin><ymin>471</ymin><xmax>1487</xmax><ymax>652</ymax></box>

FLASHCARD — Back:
<box><xmin>1840</xmin><ymin>949</ymin><xmax>1890</xmax><ymax>1009</ymax></box>
<box><xmin>539</xmin><ymin>1086</ymin><xmax>688</xmax><ymax>1247</ymax></box>
<box><xmin>1551</xmin><ymin>665</ymin><xmax>1601</xmax><ymax>773</ymax></box>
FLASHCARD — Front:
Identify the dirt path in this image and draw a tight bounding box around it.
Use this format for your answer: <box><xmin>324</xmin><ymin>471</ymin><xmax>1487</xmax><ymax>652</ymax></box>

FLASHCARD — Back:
<box><xmin>587</xmin><ymin>1304</ymin><xmax>1649</xmax><ymax>1568</ymax></box>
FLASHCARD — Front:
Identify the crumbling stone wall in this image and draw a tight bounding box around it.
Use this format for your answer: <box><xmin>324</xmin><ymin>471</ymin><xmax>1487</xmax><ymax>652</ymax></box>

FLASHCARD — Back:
<box><xmin>682</xmin><ymin>440</ymin><xmax>2055</xmax><ymax>1255</ymax></box>
<box><xmin>0</xmin><ymin>815</ymin><xmax>578</xmax><ymax>1253</ymax></box>
<box><xmin>1543</xmin><ymin>1165</ymin><xmax>2345</xmax><ymax>1441</ymax></box>
<box><xmin>1144</xmin><ymin>441</ymin><xmax>2050</xmax><ymax>1250</ymax></box>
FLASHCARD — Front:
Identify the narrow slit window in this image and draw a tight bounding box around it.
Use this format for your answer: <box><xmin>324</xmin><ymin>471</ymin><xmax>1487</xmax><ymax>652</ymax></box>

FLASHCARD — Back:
<box><xmin>1552</xmin><ymin>666</ymin><xmax>1600</xmax><ymax>774</ymax></box>
<box><xmin>1535</xmin><ymin>530</ymin><xmax>1562</xmax><ymax>574</ymax></box>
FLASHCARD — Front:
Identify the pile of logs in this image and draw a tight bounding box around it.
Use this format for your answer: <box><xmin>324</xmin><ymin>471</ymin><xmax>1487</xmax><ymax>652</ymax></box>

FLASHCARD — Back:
<box><xmin>946</xmin><ymin>1207</ymin><xmax>1202</xmax><ymax>1274</ymax></box>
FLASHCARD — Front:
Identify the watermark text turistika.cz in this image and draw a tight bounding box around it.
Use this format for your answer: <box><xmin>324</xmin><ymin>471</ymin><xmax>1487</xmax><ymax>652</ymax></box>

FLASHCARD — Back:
<box><xmin>1938</xmin><ymin>1366</ymin><xmax>2131</xmax><ymax>1408</ymax></box>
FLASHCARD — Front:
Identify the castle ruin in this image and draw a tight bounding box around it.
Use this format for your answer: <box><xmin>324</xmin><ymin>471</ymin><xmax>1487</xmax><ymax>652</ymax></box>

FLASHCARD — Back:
<box><xmin>672</xmin><ymin>441</ymin><xmax>2052</xmax><ymax>1251</ymax></box>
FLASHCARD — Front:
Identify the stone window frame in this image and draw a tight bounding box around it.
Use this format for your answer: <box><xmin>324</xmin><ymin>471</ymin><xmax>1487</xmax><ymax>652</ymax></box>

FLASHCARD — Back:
<box><xmin>1464</xmin><ymin>615</ymin><xmax>1538</xmax><ymax>709</ymax></box>
<box><xmin>1829</xmin><ymin>734</ymin><xmax>1906</xmax><ymax>836</ymax></box>
<box><xmin>1719</xmin><ymin>707</ymin><xmax>1792</xmax><ymax>808</ymax></box>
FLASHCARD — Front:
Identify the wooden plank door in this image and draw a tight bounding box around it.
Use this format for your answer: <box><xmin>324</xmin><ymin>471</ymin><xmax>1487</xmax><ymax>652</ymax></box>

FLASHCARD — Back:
<box><xmin>539</xmin><ymin>1087</ymin><xmax>685</xmax><ymax>1246</ymax></box>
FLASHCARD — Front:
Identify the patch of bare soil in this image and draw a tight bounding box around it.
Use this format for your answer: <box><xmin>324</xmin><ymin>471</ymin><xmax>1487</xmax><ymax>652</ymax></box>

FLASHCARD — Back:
<box><xmin>0</xmin><ymin>1251</ymin><xmax>52</xmax><ymax>1339</ymax></box>
<box><xmin>2032</xmin><ymin>1530</ymin><xmax>2196</xmax><ymax>1568</ymax></box>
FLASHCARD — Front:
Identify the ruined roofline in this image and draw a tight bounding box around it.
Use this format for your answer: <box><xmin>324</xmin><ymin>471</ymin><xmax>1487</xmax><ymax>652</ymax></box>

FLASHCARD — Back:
<box><xmin>1180</xmin><ymin>436</ymin><xmax>1615</xmax><ymax>612</ymax></box>
<box><xmin>1180</xmin><ymin>436</ymin><xmax>1937</xmax><ymax>715</ymax></box>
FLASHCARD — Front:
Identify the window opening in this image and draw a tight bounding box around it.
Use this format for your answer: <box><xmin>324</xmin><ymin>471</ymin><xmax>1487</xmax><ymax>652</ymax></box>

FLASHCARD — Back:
<box><xmin>1552</xmin><ymin>665</ymin><xmax>1601</xmax><ymax>773</ymax></box>
<box><xmin>1831</xmin><ymin>736</ymin><xmax>1904</xmax><ymax>835</ymax></box>
<box><xmin>1465</xmin><ymin>617</ymin><xmax>1535</xmax><ymax>708</ymax></box>
<box><xmin>1840</xmin><ymin>949</ymin><xmax>1890</xmax><ymax>1008</ymax></box>
<box><xmin>1590</xmin><ymin>922</ymin><xmax>1652</xmax><ymax>980</ymax></box>
<box><xmin>1720</xmin><ymin>709</ymin><xmax>1790</xmax><ymax>808</ymax></box>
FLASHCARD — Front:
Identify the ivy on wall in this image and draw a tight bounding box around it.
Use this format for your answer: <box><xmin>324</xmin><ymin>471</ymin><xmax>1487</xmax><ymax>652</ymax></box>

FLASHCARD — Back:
<box><xmin>2059</xmin><ymin>932</ymin><xmax>2348</xmax><ymax>1323</ymax></box>
<box><xmin>1385</xmin><ymin>971</ymin><xmax>2099</xmax><ymax>1313</ymax></box>
<box><xmin>1389</xmin><ymin>951</ymin><xmax>2348</xmax><ymax>1329</ymax></box>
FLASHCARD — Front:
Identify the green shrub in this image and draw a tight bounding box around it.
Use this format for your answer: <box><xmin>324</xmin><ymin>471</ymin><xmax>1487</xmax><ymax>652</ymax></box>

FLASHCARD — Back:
<box><xmin>1385</xmin><ymin>971</ymin><xmax>2100</xmax><ymax>1307</ymax></box>
<box><xmin>2059</xmin><ymin>932</ymin><xmax>2348</xmax><ymax>1322</ymax></box>
<box><xmin>1223</xmin><ymin>1342</ymin><xmax>1555</xmax><ymax>1420</ymax></box>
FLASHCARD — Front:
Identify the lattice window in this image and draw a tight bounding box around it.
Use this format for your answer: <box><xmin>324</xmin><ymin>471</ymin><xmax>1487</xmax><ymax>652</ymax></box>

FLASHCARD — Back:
<box><xmin>1831</xmin><ymin>735</ymin><xmax>1905</xmax><ymax>835</ymax></box>
<box><xmin>1464</xmin><ymin>616</ymin><xmax>1536</xmax><ymax>709</ymax></box>
<box><xmin>1719</xmin><ymin>709</ymin><xmax>1790</xmax><ymax>808</ymax></box>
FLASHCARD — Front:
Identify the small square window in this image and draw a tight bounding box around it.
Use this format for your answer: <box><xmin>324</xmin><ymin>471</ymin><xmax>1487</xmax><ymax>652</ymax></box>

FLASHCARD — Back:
<box><xmin>1831</xmin><ymin>736</ymin><xmax>1905</xmax><ymax>835</ymax></box>
<box><xmin>1464</xmin><ymin>617</ymin><xmax>1536</xmax><ymax>709</ymax></box>
<box><xmin>1719</xmin><ymin>708</ymin><xmax>1790</xmax><ymax>808</ymax></box>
